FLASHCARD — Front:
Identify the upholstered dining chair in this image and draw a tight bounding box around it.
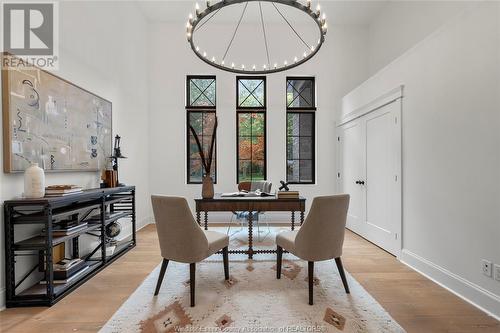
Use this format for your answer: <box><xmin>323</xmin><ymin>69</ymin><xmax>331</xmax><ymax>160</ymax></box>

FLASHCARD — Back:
<box><xmin>151</xmin><ymin>195</ymin><xmax>229</xmax><ymax>307</ymax></box>
<box><xmin>276</xmin><ymin>194</ymin><xmax>350</xmax><ymax>305</ymax></box>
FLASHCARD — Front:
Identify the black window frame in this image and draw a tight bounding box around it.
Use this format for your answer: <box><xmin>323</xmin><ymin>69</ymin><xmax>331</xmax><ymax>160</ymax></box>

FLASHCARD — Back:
<box><xmin>186</xmin><ymin>75</ymin><xmax>217</xmax><ymax>184</ymax></box>
<box><xmin>286</xmin><ymin>77</ymin><xmax>316</xmax><ymax>184</ymax></box>
<box><xmin>236</xmin><ymin>76</ymin><xmax>267</xmax><ymax>184</ymax></box>
<box><xmin>186</xmin><ymin>75</ymin><xmax>217</xmax><ymax>109</ymax></box>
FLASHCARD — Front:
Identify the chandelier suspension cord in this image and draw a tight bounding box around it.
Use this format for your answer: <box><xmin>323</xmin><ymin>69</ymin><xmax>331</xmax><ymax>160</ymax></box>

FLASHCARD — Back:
<box><xmin>259</xmin><ymin>2</ymin><xmax>271</xmax><ymax>68</ymax></box>
<box><xmin>195</xmin><ymin>8</ymin><xmax>222</xmax><ymax>32</ymax></box>
<box><xmin>222</xmin><ymin>2</ymin><xmax>249</xmax><ymax>62</ymax></box>
<box><xmin>271</xmin><ymin>2</ymin><xmax>311</xmax><ymax>50</ymax></box>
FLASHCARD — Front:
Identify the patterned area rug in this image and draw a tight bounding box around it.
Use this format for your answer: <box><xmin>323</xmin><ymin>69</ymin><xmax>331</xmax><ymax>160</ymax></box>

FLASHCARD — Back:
<box><xmin>100</xmin><ymin>227</ymin><xmax>405</xmax><ymax>333</ymax></box>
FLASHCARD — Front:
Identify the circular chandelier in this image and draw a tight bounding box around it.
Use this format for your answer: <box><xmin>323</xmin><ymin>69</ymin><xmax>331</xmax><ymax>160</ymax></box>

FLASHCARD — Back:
<box><xmin>186</xmin><ymin>0</ymin><xmax>328</xmax><ymax>75</ymax></box>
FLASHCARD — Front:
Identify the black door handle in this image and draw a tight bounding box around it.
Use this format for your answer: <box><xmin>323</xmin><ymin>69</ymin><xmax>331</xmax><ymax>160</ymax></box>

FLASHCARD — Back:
<box><xmin>355</xmin><ymin>180</ymin><xmax>365</xmax><ymax>185</ymax></box>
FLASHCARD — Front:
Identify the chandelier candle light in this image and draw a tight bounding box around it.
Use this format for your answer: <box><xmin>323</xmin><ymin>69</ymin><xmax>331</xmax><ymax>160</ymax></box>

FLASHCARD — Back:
<box><xmin>186</xmin><ymin>0</ymin><xmax>328</xmax><ymax>74</ymax></box>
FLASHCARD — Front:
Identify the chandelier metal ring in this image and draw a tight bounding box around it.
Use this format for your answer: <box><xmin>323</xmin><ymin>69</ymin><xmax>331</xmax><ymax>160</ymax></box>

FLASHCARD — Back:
<box><xmin>186</xmin><ymin>0</ymin><xmax>327</xmax><ymax>75</ymax></box>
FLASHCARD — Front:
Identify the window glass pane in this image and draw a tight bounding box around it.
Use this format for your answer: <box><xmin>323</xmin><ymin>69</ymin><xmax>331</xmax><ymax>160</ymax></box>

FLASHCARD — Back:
<box><xmin>202</xmin><ymin>135</ymin><xmax>214</xmax><ymax>156</ymax></box>
<box><xmin>189</xmin><ymin>135</ymin><xmax>199</xmax><ymax>158</ymax></box>
<box><xmin>252</xmin><ymin>137</ymin><xmax>265</xmax><ymax>160</ymax></box>
<box><xmin>287</xmin><ymin>79</ymin><xmax>314</xmax><ymax>108</ymax></box>
<box><xmin>287</xmin><ymin>113</ymin><xmax>300</xmax><ymax>136</ymax></box>
<box><xmin>238</xmin><ymin>137</ymin><xmax>252</xmax><ymax>160</ymax></box>
<box><xmin>189</xmin><ymin>78</ymin><xmax>216</xmax><ymax>107</ymax></box>
<box><xmin>251</xmin><ymin>113</ymin><xmax>265</xmax><ymax>136</ymax></box>
<box><xmin>237</xmin><ymin>112</ymin><xmax>266</xmax><ymax>182</ymax></box>
<box><xmin>287</xmin><ymin>160</ymin><xmax>299</xmax><ymax>182</ymax></box>
<box><xmin>299</xmin><ymin>137</ymin><xmax>312</xmax><ymax>159</ymax></box>
<box><xmin>287</xmin><ymin>137</ymin><xmax>299</xmax><ymax>159</ymax></box>
<box><xmin>238</xmin><ymin>79</ymin><xmax>265</xmax><ymax>108</ymax></box>
<box><xmin>299</xmin><ymin>160</ymin><xmax>313</xmax><ymax>182</ymax></box>
<box><xmin>239</xmin><ymin>160</ymin><xmax>252</xmax><ymax>182</ymax></box>
<box><xmin>238</xmin><ymin>113</ymin><xmax>251</xmax><ymax>136</ymax></box>
<box><xmin>187</xmin><ymin>110</ymin><xmax>216</xmax><ymax>183</ymax></box>
<box><xmin>286</xmin><ymin>111</ymin><xmax>314</xmax><ymax>184</ymax></box>
<box><xmin>251</xmin><ymin>160</ymin><xmax>265</xmax><ymax>180</ymax></box>
<box><xmin>190</xmin><ymin>159</ymin><xmax>203</xmax><ymax>183</ymax></box>
<box><xmin>189</xmin><ymin>113</ymin><xmax>203</xmax><ymax>135</ymax></box>
<box><xmin>299</xmin><ymin>113</ymin><xmax>313</xmax><ymax>136</ymax></box>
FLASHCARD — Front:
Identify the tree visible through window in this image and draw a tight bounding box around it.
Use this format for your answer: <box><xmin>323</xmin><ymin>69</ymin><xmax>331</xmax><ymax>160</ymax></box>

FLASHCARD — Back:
<box><xmin>237</xmin><ymin>77</ymin><xmax>266</xmax><ymax>183</ymax></box>
<box><xmin>187</xmin><ymin>76</ymin><xmax>216</xmax><ymax>184</ymax></box>
<box><xmin>286</xmin><ymin>77</ymin><xmax>315</xmax><ymax>184</ymax></box>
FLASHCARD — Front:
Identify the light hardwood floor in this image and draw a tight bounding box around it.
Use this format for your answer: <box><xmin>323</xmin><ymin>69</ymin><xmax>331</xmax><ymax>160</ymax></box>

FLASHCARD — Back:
<box><xmin>1</xmin><ymin>224</ymin><xmax>498</xmax><ymax>333</ymax></box>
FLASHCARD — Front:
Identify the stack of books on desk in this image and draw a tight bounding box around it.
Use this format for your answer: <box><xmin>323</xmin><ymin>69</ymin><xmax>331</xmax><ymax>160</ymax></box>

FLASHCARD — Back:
<box><xmin>277</xmin><ymin>191</ymin><xmax>300</xmax><ymax>199</ymax></box>
<box><xmin>45</xmin><ymin>185</ymin><xmax>83</xmax><ymax>197</ymax></box>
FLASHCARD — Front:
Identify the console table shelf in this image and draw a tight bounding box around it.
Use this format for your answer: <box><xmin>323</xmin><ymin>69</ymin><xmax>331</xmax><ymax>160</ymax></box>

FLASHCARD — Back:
<box><xmin>3</xmin><ymin>186</ymin><xmax>136</xmax><ymax>307</ymax></box>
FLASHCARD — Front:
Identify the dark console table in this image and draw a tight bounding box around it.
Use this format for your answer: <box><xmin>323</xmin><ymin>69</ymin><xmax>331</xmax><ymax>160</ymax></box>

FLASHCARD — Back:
<box><xmin>195</xmin><ymin>194</ymin><xmax>305</xmax><ymax>259</ymax></box>
<box><xmin>3</xmin><ymin>186</ymin><xmax>136</xmax><ymax>307</ymax></box>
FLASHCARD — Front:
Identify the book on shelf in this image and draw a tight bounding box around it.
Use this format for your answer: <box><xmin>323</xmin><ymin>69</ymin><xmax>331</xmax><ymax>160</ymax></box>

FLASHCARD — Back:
<box><xmin>277</xmin><ymin>191</ymin><xmax>300</xmax><ymax>199</ymax></box>
<box><xmin>87</xmin><ymin>212</ymin><xmax>126</xmax><ymax>224</ymax></box>
<box><xmin>53</xmin><ymin>258</ymin><xmax>87</xmax><ymax>280</ymax></box>
<box><xmin>42</xmin><ymin>223</ymin><xmax>88</xmax><ymax>236</ymax></box>
<box><xmin>40</xmin><ymin>265</ymin><xmax>90</xmax><ymax>285</ymax></box>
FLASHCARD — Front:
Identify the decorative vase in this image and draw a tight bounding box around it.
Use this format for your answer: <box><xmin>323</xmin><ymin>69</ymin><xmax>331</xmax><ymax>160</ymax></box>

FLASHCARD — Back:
<box><xmin>202</xmin><ymin>175</ymin><xmax>214</xmax><ymax>199</ymax></box>
<box><xmin>24</xmin><ymin>163</ymin><xmax>45</xmax><ymax>198</ymax></box>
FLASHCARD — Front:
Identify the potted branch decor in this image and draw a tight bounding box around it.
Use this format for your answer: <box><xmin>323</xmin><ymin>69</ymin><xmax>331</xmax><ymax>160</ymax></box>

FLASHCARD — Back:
<box><xmin>189</xmin><ymin>117</ymin><xmax>217</xmax><ymax>199</ymax></box>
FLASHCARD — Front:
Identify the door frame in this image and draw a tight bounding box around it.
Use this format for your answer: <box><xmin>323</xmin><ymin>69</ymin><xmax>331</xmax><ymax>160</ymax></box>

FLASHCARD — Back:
<box><xmin>336</xmin><ymin>86</ymin><xmax>403</xmax><ymax>257</ymax></box>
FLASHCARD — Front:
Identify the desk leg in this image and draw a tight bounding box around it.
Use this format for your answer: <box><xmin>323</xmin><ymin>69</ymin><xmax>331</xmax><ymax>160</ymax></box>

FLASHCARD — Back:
<box><xmin>248</xmin><ymin>213</ymin><xmax>253</xmax><ymax>259</ymax></box>
<box><xmin>300</xmin><ymin>211</ymin><xmax>304</xmax><ymax>226</ymax></box>
<box><xmin>204</xmin><ymin>212</ymin><xmax>208</xmax><ymax>230</ymax></box>
<box><xmin>196</xmin><ymin>211</ymin><xmax>201</xmax><ymax>226</ymax></box>
<box><xmin>291</xmin><ymin>211</ymin><xmax>295</xmax><ymax>231</ymax></box>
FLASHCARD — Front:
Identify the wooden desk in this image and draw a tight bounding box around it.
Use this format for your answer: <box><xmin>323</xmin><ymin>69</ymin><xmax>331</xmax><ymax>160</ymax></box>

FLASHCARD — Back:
<box><xmin>195</xmin><ymin>195</ymin><xmax>306</xmax><ymax>259</ymax></box>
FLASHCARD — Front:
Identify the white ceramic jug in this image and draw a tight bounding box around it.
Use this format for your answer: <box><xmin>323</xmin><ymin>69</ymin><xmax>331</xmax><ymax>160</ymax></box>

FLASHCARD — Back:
<box><xmin>24</xmin><ymin>163</ymin><xmax>45</xmax><ymax>198</ymax></box>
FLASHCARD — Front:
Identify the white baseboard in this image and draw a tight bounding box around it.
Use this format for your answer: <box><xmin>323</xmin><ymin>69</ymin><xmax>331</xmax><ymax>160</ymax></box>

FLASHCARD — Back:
<box><xmin>0</xmin><ymin>287</ymin><xmax>5</xmax><ymax>311</ymax></box>
<box><xmin>137</xmin><ymin>215</ymin><xmax>153</xmax><ymax>230</ymax></box>
<box><xmin>400</xmin><ymin>249</ymin><xmax>500</xmax><ymax>320</ymax></box>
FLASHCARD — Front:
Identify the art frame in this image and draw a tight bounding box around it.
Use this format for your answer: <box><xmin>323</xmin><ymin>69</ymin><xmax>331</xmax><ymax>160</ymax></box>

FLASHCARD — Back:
<box><xmin>2</xmin><ymin>53</ymin><xmax>113</xmax><ymax>173</ymax></box>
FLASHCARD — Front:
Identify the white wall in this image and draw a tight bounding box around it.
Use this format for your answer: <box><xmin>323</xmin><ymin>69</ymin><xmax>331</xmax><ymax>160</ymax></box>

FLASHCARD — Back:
<box><xmin>0</xmin><ymin>1</ymin><xmax>150</xmax><ymax>309</ymax></box>
<box><xmin>147</xmin><ymin>21</ymin><xmax>369</xmax><ymax>220</ymax></box>
<box><xmin>342</xmin><ymin>2</ymin><xmax>500</xmax><ymax>318</ymax></box>
<box><xmin>367</xmin><ymin>1</ymin><xmax>475</xmax><ymax>76</ymax></box>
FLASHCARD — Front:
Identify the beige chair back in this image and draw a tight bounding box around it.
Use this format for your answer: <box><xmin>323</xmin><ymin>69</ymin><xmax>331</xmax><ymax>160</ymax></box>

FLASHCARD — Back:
<box><xmin>294</xmin><ymin>195</ymin><xmax>350</xmax><ymax>262</ymax></box>
<box><xmin>151</xmin><ymin>195</ymin><xmax>209</xmax><ymax>263</ymax></box>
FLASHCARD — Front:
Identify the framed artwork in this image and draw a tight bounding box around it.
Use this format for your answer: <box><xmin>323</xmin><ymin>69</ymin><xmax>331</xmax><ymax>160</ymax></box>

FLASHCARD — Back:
<box><xmin>2</xmin><ymin>54</ymin><xmax>112</xmax><ymax>173</ymax></box>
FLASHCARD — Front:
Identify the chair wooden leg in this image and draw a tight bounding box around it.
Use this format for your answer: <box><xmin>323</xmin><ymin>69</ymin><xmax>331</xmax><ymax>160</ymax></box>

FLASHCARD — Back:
<box><xmin>222</xmin><ymin>246</ymin><xmax>229</xmax><ymax>280</ymax></box>
<box><xmin>308</xmin><ymin>261</ymin><xmax>314</xmax><ymax>305</ymax></box>
<box><xmin>190</xmin><ymin>263</ymin><xmax>196</xmax><ymax>307</ymax></box>
<box><xmin>276</xmin><ymin>246</ymin><xmax>283</xmax><ymax>279</ymax></box>
<box><xmin>154</xmin><ymin>259</ymin><xmax>169</xmax><ymax>296</ymax></box>
<box><xmin>335</xmin><ymin>257</ymin><xmax>350</xmax><ymax>294</ymax></box>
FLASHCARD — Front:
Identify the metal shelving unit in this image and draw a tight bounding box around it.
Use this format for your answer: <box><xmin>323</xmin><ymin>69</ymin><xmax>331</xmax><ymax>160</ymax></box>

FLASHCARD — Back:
<box><xmin>3</xmin><ymin>186</ymin><xmax>136</xmax><ymax>307</ymax></box>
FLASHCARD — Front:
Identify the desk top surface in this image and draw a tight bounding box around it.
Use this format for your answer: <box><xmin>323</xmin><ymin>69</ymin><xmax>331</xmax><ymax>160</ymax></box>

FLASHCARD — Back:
<box><xmin>195</xmin><ymin>194</ymin><xmax>306</xmax><ymax>202</ymax></box>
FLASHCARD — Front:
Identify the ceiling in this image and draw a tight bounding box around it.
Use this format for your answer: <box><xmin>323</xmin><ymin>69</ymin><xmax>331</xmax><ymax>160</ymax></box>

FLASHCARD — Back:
<box><xmin>135</xmin><ymin>0</ymin><xmax>389</xmax><ymax>26</ymax></box>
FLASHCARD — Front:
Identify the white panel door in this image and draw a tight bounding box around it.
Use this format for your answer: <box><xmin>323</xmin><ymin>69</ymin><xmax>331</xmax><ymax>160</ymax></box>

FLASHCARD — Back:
<box><xmin>363</xmin><ymin>101</ymin><xmax>401</xmax><ymax>255</ymax></box>
<box><xmin>338</xmin><ymin>120</ymin><xmax>364</xmax><ymax>232</ymax></box>
<box><xmin>337</xmin><ymin>99</ymin><xmax>401</xmax><ymax>256</ymax></box>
